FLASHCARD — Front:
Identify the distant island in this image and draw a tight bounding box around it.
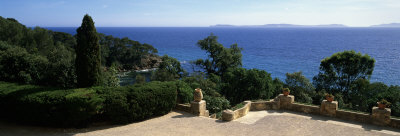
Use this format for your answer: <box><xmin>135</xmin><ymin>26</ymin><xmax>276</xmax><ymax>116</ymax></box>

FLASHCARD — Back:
<box><xmin>370</xmin><ymin>23</ymin><xmax>400</xmax><ymax>27</ymax></box>
<box><xmin>210</xmin><ymin>24</ymin><xmax>347</xmax><ymax>28</ymax></box>
<box><xmin>211</xmin><ymin>23</ymin><xmax>400</xmax><ymax>28</ymax></box>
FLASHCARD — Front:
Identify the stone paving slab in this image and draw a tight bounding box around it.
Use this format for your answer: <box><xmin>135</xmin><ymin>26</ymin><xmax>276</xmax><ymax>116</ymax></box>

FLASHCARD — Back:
<box><xmin>0</xmin><ymin>110</ymin><xmax>399</xmax><ymax>136</ymax></box>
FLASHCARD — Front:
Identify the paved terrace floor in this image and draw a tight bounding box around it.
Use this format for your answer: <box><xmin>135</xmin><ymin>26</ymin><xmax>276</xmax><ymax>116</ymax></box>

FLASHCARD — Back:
<box><xmin>0</xmin><ymin>110</ymin><xmax>400</xmax><ymax>136</ymax></box>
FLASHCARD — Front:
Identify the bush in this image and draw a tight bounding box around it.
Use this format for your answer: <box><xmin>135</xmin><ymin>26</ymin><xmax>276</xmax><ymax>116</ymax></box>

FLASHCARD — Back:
<box><xmin>182</xmin><ymin>73</ymin><xmax>221</xmax><ymax>97</ymax></box>
<box><xmin>0</xmin><ymin>81</ymin><xmax>177</xmax><ymax>127</ymax></box>
<box><xmin>174</xmin><ymin>80</ymin><xmax>193</xmax><ymax>104</ymax></box>
<box><xmin>0</xmin><ymin>46</ymin><xmax>48</xmax><ymax>84</ymax></box>
<box><xmin>100</xmin><ymin>81</ymin><xmax>177</xmax><ymax>124</ymax></box>
<box><xmin>0</xmin><ymin>82</ymin><xmax>103</xmax><ymax>127</ymax></box>
<box><xmin>221</xmin><ymin>68</ymin><xmax>274</xmax><ymax>104</ymax></box>
<box><xmin>203</xmin><ymin>95</ymin><xmax>230</xmax><ymax>114</ymax></box>
<box><xmin>285</xmin><ymin>72</ymin><xmax>315</xmax><ymax>104</ymax></box>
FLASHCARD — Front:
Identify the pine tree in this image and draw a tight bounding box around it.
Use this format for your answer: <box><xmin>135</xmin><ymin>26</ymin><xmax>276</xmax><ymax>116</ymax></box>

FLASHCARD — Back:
<box><xmin>76</xmin><ymin>14</ymin><xmax>101</xmax><ymax>87</ymax></box>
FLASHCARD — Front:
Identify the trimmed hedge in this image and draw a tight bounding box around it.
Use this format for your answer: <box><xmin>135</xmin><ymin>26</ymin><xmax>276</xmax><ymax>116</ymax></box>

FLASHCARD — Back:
<box><xmin>101</xmin><ymin>81</ymin><xmax>177</xmax><ymax>124</ymax></box>
<box><xmin>174</xmin><ymin>80</ymin><xmax>193</xmax><ymax>104</ymax></box>
<box><xmin>0</xmin><ymin>81</ymin><xmax>177</xmax><ymax>127</ymax></box>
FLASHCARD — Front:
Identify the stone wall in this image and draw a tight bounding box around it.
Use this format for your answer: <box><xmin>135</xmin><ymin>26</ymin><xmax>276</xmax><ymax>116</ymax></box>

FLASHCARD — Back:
<box><xmin>336</xmin><ymin>110</ymin><xmax>371</xmax><ymax>124</ymax></box>
<box><xmin>288</xmin><ymin>103</ymin><xmax>320</xmax><ymax>115</ymax></box>
<box><xmin>222</xmin><ymin>101</ymin><xmax>251</xmax><ymax>121</ymax></box>
<box><xmin>247</xmin><ymin>94</ymin><xmax>400</xmax><ymax>129</ymax></box>
<box><xmin>250</xmin><ymin>100</ymin><xmax>274</xmax><ymax>111</ymax></box>
<box><xmin>175</xmin><ymin>104</ymin><xmax>191</xmax><ymax>112</ymax></box>
<box><xmin>390</xmin><ymin>118</ymin><xmax>400</xmax><ymax>128</ymax></box>
<box><xmin>175</xmin><ymin>94</ymin><xmax>400</xmax><ymax>129</ymax></box>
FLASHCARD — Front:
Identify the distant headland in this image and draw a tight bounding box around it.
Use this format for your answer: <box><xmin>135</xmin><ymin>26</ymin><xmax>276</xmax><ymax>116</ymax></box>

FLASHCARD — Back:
<box><xmin>370</xmin><ymin>23</ymin><xmax>400</xmax><ymax>27</ymax></box>
<box><xmin>210</xmin><ymin>24</ymin><xmax>348</xmax><ymax>28</ymax></box>
<box><xmin>211</xmin><ymin>23</ymin><xmax>400</xmax><ymax>28</ymax></box>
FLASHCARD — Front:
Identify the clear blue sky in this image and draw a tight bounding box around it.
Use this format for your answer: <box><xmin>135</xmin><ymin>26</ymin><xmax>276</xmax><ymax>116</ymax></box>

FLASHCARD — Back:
<box><xmin>0</xmin><ymin>0</ymin><xmax>399</xmax><ymax>27</ymax></box>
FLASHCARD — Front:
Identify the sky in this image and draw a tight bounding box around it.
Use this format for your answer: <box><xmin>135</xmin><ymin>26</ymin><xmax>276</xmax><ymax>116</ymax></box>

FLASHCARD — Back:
<box><xmin>0</xmin><ymin>0</ymin><xmax>399</xmax><ymax>27</ymax></box>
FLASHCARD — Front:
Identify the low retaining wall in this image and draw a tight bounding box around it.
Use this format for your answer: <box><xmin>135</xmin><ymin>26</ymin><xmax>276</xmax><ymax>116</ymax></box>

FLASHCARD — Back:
<box><xmin>175</xmin><ymin>94</ymin><xmax>400</xmax><ymax>129</ymax></box>
<box><xmin>250</xmin><ymin>100</ymin><xmax>274</xmax><ymax>111</ymax></box>
<box><xmin>175</xmin><ymin>104</ymin><xmax>191</xmax><ymax>113</ymax></box>
<box><xmin>222</xmin><ymin>101</ymin><xmax>251</xmax><ymax>121</ymax></box>
<box><xmin>336</xmin><ymin>110</ymin><xmax>371</xmax><ymax>124</ymax></box>
<box><xmin>390</xmin><ymin>118</ymin><xmax>400</xmax><ymax>128</ymax></box>
<box><xmin>288</xmin><ymin>103</ymin><xmax>320</xmax><ymax>115</ymax></box>
<box><xmin>247</xmin><ymin>95</ymin><xmax>400</xmax><ymax>129</ymax></box>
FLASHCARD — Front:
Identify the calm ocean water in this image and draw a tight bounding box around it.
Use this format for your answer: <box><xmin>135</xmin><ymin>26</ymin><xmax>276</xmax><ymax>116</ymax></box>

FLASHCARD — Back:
<box><xmin>47</xmin><ymin>27</ymin><xmax>400</xmax><ymax>85</ymax></box>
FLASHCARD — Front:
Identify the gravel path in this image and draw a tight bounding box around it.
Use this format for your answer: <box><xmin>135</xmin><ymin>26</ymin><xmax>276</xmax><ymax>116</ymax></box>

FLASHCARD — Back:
<box><xmin>0</xmin><ymin>110</ymin><xmax>399</xmax><ymax>136</ymax></box>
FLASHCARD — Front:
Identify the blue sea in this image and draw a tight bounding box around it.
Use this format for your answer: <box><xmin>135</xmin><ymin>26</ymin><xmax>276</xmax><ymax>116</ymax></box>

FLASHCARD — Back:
<box><xmin>47</xmin><ymin>27</ymin><xmax>400</xmax><ymax>85</ymax></box>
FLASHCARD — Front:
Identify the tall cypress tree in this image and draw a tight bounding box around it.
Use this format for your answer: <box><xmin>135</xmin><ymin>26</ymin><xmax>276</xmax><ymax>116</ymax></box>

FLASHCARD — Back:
<box><xmin>76</xmin><ymin>14</ymin><xmax>101</xmax><ymax>87</ymax></box>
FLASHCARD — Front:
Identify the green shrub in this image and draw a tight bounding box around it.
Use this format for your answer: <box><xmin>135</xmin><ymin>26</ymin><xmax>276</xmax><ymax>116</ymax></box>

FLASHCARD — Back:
<box><xmin>0</xmin><ymin>82</ymin><xmax>103</xmax><ymax>127</ymax></box>
<box><xmin>101</xmin><ymin>81</ymin><xmax>177</xmax><ymax>124</ymax></box>
<box><xmin>203</xmin><ymin>95</ymin><xmax>230</xmax><ymax>114</ymax></box>
<box><xmin>174</xmin><ymin>80</ymin><xmax>193</xmax><ymax>104</ymax></box>
<box><xmin>221</xmin><ymin>68</ymin><xmax>274</xmax><ymax>104</ymax></box>
<box><xmin>231</xmin><ymin>102</ymin><xmax>245</xmax><ymax>111</ymax></box>
<box><xmin>0</xmin><ymin>81</ymin><xmax>177</xmax><ymax>127</ymax></box>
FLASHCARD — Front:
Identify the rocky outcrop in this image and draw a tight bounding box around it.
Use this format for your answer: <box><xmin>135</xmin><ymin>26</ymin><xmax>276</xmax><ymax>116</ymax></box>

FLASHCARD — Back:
<box><xmin>131</xmin><ymin>54</ymin><xmax>162</xmax><ymax>71</ymax></box>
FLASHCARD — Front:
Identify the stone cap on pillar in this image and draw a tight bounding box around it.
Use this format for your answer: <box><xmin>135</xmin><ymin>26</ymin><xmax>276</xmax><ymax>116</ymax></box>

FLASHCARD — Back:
<box><xmin>277</xmin><ymin>94</ymin><xmax>295</xmax><ymax>103</ymax></box>
<box><xmin>372</xmin><ymin>107</ymin><xmax>391</xmax><ymax>114</ymax></box>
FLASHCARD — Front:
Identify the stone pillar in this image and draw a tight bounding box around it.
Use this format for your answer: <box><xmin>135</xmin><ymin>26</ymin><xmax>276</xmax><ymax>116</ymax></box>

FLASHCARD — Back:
<box><xmin>222</xmin><ymin>110</ymin><xmax>234</xmax><ymax>121</ymax></box>
<box><xmin>190</xmin><ymin>100</ymin><xmax>209</xmax><ymax>117</ymax></box>
<box><xmin>372</xmin><ymin>107</ymin><xmax>391</xmax><ymax>126</ymax></box>
<box><xmin>277</xmin><ymin>94</ymin><xmax>294</xmax><ymax>109</ymax></box>
<box><xmin>272</xmin><ymin>97</ymin><xmax>280</xmax><ymax>110</ymax></box>
<box><xmin>320</xmin><ymin>100</ymin><xmax>338</xmax><ymax>117</ymax></box>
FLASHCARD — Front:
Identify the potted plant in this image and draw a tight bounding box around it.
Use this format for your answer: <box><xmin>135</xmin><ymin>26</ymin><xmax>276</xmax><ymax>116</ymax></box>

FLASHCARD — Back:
<box><xmin>377</xmin><ymin>99</ymin><xmax>391</xmax><ymax>110</ymax></box>
<box><xmin>325</xmin><ymin>93</ymin><xmax>334</xmax><ymax>102</ymax></box>
<box><xmin>282</xmin><ymin>88</ymin><xmax>290</xmax><ymax>96</ymax></box>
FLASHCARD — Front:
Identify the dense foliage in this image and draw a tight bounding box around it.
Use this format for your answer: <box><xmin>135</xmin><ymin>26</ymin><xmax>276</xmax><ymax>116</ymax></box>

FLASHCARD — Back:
<box><xmin>174</xmin><ymin>80</ymin><xmax>193</xmax><ymax>104</ymax></box>
<box><xmin>285</xmin><ymin>72</ymin><xmax>315</xmax><ymax>104</ymax></box>
<box><xmin>313</xmin><ymin>50</ymin><xmax>375</xmax><ymax>95</ymax></box>
<box><xmin>181</xmin><ymin>73</ymin><xmax>231</xmax><ymax>114</ymax></box>
<box><xmin>221</xmin><ymin>68</ymin><xmax>274</xmax><ymax>104</ymax></box>
<box><xmin>309</xmin><ymin>51</ymin><xmax>399</xmax><ymax>116</ymax></box>
<box><xmin>0</xmin><ymin>81</ymin><xmax>177</xmax><ymax>127</ymax></box>
<box><xmin>0</xmin><ymin>17</ymin><xmax>76</xmax><ymax>87</ymax></box>
<box><xmin>194</xmin><ymin>34</ymin><xmax>243</xmax><ymax>76</ymax></box>
<box><xmin>0</xmin><ymin>16</ymin><xmax>159</xmax><ymax>88</ymax></box>
<box><xmin>76</xmin><ymin>14</ymin><xmax>102</xmax><ymax>87</ymax></box>
<box><xmin>98</xmin><ymin>33</ymin><xmax>159</xmax><ymax>70</ymax></box>
<box><xmin>101</xmin><ymin>81</ymin><xmax>177</xmax><ymax>124</ymax></box>
<box><xmin>152</xmin><ymin>55</ymin><xmax>186</xmax><ymax>81</ymax></box>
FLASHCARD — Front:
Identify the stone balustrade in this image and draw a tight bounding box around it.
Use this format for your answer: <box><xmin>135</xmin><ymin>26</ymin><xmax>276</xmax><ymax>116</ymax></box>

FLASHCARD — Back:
<box><xmin>175</xmin><ymin>93</ymin><xmax>400</xmax><ymax>129</ymax></box>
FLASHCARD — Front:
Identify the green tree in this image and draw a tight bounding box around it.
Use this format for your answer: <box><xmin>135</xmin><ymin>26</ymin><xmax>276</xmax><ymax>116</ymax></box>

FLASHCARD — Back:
<box><xmin>0</xmin><ymin>46</ymin><xmax>48</xmax><ymax>84</ymax></box>
<box><xmin>271</xmin><ymin>78</ymin><xmax>284</xmax><ymax>97</ymax></box>
<box><xmin>313</xmin><ymin>50</ymin><xmax>375</xmax><ymax>96</ymax></box>
<box><xmin>101</xmin><ymin>66</ymin><xmax>120</xmax><ymax>87</ymax></box>
<box><xmin>152</xmin><ymin>55</ymin><xmax>186</xmax><ymax>81</ymax></box>
<box><xmin>348</xmin><ymin>79</ymin><xmax>384</xmax><ymax>112</ymax></box>
<box><xmin>159</xmin><ymin>55</ymin><xmax>185</xmax><ymax>77</ymax></box>
<box><xmin>221</xmin><ymin>68</ymin><xmax>274</xmax><ymax>104</ymax></box>
<box><xmin>97</xmin><ymin>33</ymin><xmax>159</xmax><ymax>70</ymax></box>
<box><xmin>182</xmin><ymin>72</ymin><xmax>221</xmax><ymax>97</ymax></box>
<box><xmin>43</xmin><ymin>44</ymin><xmax>76</xmax><ymax>87</ymax></box>
<box><xmin>76</xmin><ymin>14</ymin><xmax>101</xmax><ymax>87</ymax></box>
<box><xmin>194</xmin><ymin>34</ymin><xmax>242</xmax><ymax>76</ymax></box>
<box><xmin>285</xmin><ymin>71</ymin><xmax>315</xmax><ymax>104</ymax></box>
